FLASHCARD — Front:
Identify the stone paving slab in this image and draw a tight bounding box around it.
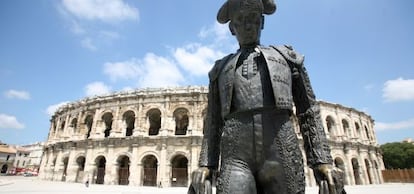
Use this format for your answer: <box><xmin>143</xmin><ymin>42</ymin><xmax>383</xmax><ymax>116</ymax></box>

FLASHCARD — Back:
<box><xmin>1</xmin><ymin>176</ymin><xmax>414</xmax><ymax>194</ymax></box>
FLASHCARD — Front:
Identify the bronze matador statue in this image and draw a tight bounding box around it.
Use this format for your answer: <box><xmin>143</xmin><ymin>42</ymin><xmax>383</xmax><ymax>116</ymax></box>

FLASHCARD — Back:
<box><xmin>189</xmin><ymin>0</ymin><xmax>346</xmax><ymax>194</ymax></box>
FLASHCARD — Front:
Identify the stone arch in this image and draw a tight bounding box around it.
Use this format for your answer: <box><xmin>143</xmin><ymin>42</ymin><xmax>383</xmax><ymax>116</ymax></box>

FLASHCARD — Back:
<box><xmin>123</xmin><ymin>110</ymin><xmax>135</xmax><ymax>137</ymax></box>
<box><xmin>325</xmin><ymin>115</ymin><xmax>336</xmax><ymax>135</ymax></box>
<box><xmin>364</xmin><ymin>159</ymin><xmax>372</xmax><ymax>184</ymax></box>
<box><xmin>117</xmin><ymin>155</ymin><xmax>130</xmax><ymax>185</ymax></box>
<box><xmin>334</xmin><ymin>157</ymin><xmax>347</xmax><ymax>185</ymax></box>
<box><xmin>59</xmin><ymin>118</ymin><xmax>66</xmax><ymax>132</ymax></box>
<box><xmin>61</xmin><ymin>156</ymin><xmax>69</xmax><ymax>181</ymax></box>
<box><xmin>174</xmin><ymin>108</ymin><xmax>189</xmax><ymax>135</ymax></box>
<box><xmin>354</xmin><ymin>122</ymin><xmax>361</xmax><ymax>139</ymax></box>
<box><xmin>141</xmin><ymin>155</ymin><xmax>158</xmax><ymax>186</ymax></box>
<box><xmin>101</xmin><ymin>112</ymin><xmax>113</xmax><ymax>138</ymax></box>
<box><xmin>94</xmin><ymin>156</ymin><xmax>106</xmax><ymax>184</ymax></box>
<box><xmin>373</xmin><ymin>160</ymin><xmax>380</xmax><ymax>184</ymax></box>
<box><xmin>170</xmin><ymin>154</ymin><xmax>189</xmax><ymax>187</ymax></box>
<box><xmin>341</xmin><ymin>119</ymin><xmax>350</xmax><ymax>137</ymax></box>
<box><xmin>147</xmin><ymin>108</ymin><xmax>161</xmax><ymax>136</ymax></box>
<box><xmin>75</xmin><ymin>156</ymin><xmax>86</xmax><ymax>183</ymax></box>
<box><xmin>70</xmin><ymin>118</ymin><xmax>78</xmax><ymax>134</ymax></box>
<box><xmin>364</xmin><ymin>125</ymin><xmax>370</xmax><ymax>140</ymax></box>
<box><xmin>351</xmin><ymin>158</ymin><xmax>362</xmax><ymax>185</ymax></box>
<box><xmin>84</xmin><ymin>114</ymin><xmax>94</xmax><ymax>139</ymax></box>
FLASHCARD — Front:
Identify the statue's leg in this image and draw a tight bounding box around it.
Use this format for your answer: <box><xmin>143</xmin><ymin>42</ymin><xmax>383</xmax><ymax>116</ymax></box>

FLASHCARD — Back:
<box><xmin>217</xmin><ymin>159</ymin><xmax>256</xmax><ymax>194</ymax></box>
<box><xmin>258</xmin><ymin>112</ymin><xmax>306</xmax><ymax>194</ymax></box>
<box><xmin>218</xmin><ymin>118</ymin><xmax>256</xmax><ymax>194</ymax></box>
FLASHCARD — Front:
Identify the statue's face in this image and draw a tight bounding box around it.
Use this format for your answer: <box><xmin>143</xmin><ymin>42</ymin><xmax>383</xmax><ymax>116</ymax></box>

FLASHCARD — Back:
<box><xmin>230</xmin><ymin>10</ymin><xmax>262</xmax><ymax>47</ymax></box>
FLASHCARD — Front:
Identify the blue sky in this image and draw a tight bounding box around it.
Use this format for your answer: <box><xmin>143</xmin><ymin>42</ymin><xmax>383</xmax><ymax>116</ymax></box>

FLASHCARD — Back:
<box><xmin>0</xmin><ymin>0</ymin><xmax>413</xmax><ymax>145</ymax></box>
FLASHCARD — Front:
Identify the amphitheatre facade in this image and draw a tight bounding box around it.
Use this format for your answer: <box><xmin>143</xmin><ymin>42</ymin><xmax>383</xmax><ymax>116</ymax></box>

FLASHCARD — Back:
<box><xmin>39</xmin><ymin>86</ymin><xmax>384</xmax><ymax>187</ymax></box>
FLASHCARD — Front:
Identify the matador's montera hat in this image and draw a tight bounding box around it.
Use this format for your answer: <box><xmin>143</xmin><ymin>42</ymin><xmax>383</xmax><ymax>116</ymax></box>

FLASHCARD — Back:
<box><xmin>217</xmin><ymin>0</ymin><xmax>277</xmax><ymax>24</ymax></box>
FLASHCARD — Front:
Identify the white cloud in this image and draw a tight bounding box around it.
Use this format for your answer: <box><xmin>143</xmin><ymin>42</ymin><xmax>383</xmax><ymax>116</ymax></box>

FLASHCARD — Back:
<box><xmin>103</xmin><ymin>54</ymin><xmax>184</xmax><ymax>88</ymax></box>
<box><xmin>103</xmin><ymin>59</ymin><xmax>142</xmax><ymax>81</ymax></box>
<box><xmin>376</xmin><ymin>118</ymin><xmax>414</xmax><ymax>131</ymax></box>
<box><xmin>383</xmin><ymin>77</ymin><xmax>414</xmax><ymax>102</ymax></box>
<box><xmin>62</xmin><ymin>0</ymin><xmax>138</xmax><ymax>23</ymax></box>
<box><xmin>174</xmin><ymin>44</ymin><xmax>225</xmax><ymax>76</ymax></box>
<box><xmin>46</xmin><ymin>101</ymin><xmax>70</xmax><ymax>116</ymax></box>
<box><xmin>138</xmin><ymin>53</ymin><xmax>184</xmax><ymax>87</ymax></box>
<box><xmin>101</xmin><ymin>22</ymin><xmax>235</xmax><ymax>89</ymax></box>
<box><xmin>81</xmin><ymin>38</ymin><xmax>97</xmax><ymax>51</ymax></box>
<box><xmin>85</xmin><ymin>81</ymin><xmax>111</xmax><ymax>97</ymax></box>
<box><xmin>0</xmin><ymin>114</ymin><xmax>25</xmax><ymax>129</ymax></box>
<box><xmin>199</xmin><ymin>22</ymin><xmax>230</xmax><ymax>42</ymax></box>
<box><xmin>4</xmin><ymin>89</ymin><xmax>31</xmax><ymax>100</ymax></box>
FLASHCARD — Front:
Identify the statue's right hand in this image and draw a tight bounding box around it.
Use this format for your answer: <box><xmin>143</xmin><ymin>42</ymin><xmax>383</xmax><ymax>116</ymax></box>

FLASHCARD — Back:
<box><xmin>190</xmin><ymin>167</ymin><xmax>211</xmax><ymax>194</ymax></box>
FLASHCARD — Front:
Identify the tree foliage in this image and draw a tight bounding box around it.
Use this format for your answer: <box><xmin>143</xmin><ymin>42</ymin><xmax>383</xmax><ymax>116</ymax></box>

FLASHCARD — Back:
<box><xmin>380</xmin><ymin>142</ymin><xmax>414</xmax><ymax>169</ymax></box>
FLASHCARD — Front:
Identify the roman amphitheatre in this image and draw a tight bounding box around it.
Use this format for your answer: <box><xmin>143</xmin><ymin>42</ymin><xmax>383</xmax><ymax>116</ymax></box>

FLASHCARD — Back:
<box><xmin>39</xmin><ymin>86</ymin><xmax>384</xmax><ymax>187</ymax></box>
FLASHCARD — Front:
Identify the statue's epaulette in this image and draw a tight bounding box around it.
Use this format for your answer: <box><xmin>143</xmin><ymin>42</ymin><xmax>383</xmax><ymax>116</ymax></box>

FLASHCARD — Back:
<box><xmin>271</xmin><ymin>45</ymin><xmax>304</xmax><ymax>66</ymax></box>
<box><xmin>208</xmin><ymin>53</ymin><xmax>234</xmax><ymax>81</ymax></box>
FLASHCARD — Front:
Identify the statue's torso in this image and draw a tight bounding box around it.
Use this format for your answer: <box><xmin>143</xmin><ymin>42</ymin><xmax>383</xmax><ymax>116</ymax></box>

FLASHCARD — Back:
<box><xmin>216</xmin><ymin>46</ymin><xmax>293</xmax><ymax>118</ymax></box>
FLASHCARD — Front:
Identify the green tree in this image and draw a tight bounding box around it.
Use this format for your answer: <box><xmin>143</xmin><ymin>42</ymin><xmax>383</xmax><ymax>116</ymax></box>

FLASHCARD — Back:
<box><xmin>380</xmin><ymin>142</ymin><xmax>414</xmax><ymax>169</ymax></box>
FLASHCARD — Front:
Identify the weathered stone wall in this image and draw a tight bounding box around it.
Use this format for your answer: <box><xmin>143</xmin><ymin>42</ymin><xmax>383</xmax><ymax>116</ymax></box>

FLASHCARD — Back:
<box><xmin>39</xmin><ymin>86</ymin><xmax>384</xmax><ymax>187</ymax></box>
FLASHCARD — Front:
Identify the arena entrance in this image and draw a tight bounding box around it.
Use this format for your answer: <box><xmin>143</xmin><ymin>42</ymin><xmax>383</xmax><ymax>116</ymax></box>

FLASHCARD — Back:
<box><xmin>352</xmin><ymin>158</ymin><xmax>362</xmax><ymax>185</ymax></box>
<box><xmin>1</xmin><ymin>164</ymin><xmax>7</xmax><ymax>173</ymax></box>
<box><xmin>95</xmin><ymin>156</ymin><xmax>106</xmax><ymax>184</ymax></box>
<box><xmin>75</xmin><ymin>156</ymin><xmax>86</xmax><ymax>183</ymax></box>
<box><xmin>365</xmin><ymin>159</ymin><xmax>372</xmax><ymax>184</ymax></box>
<box><xmin>171</xmin><ymin>155</ymin><xmax>188</xmax><ymax>187</ymax></box>
<box><xmin>61</xmin><ymin>157</ymin><xmax>69</xmax><ymax>181</ymax></box>
<box><xmin>118</xmin><ymin>155</ymin><xmax>130</xmax><ymax>185</ymax></box>
<box><xmin>334</xmin><ymin>157</ymin><xmax>347</xmax><ymax>185</ymax></box>
<box><xmin>142</xmin><ymin>155</ymin><xmax>158</xmax><ymax>186</ymax></box>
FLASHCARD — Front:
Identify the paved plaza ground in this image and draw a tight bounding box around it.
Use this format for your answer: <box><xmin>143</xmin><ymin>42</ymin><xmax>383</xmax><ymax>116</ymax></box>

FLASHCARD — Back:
<box><xmin>1</xmin><ymin>176</ymin><xmax>414</xmax><ymax>194</ymax></box>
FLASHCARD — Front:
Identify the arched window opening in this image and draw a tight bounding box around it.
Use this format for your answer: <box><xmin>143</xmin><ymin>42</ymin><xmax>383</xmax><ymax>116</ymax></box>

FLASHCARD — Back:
<box><xmin>326</xmin><ymin>116</ymin><xmax>335</xmax><ymax>134</ymax></box>
<box><xmin>174</xmin><ymin>108</ymin><xmax>189</xmax><ymax>135</ymax></box>
<box><xmin>102</xmin><ymin>113</ymin><xmax>113</xmax><ymax>138</ymax></box>
<box><xmin>342</xmin><ymin>119</ymin><xmax>349</xmax><ymax>137</ymax></box>
<box><xmin>147</xmin><ymin>109</ymin><xmax>161</xmax><ymax>136</ymax></box>
<box><xmin>171</xmin><ymin>154</ymin><xmax>189</xmax><ymax>187</ymax></box>
<box><xmin>95</xmin><ymin>156</ymin><xmax>106</xmax><ymax>184</ymax></box>
<box><xmin>60</xmin><ymin>119</ymin><xmax>65</xmax><ymax>131</ymax></box>
<box><xmin>364</xmin><ymin>126</ymin><xmax>370</xmax><ymax>140</ymax></box>
<box><xmin>75</xmin><ymin>156</ymin><xmax>86</xmax><ymax>183</ymax></box>
<box><xmin>52</xmin><ymin>157</ymin><xmax>57</xmax><ymax>166</ymax></box>
<box><xmin>354</xmin><ymin>122</ymin><xmax>361</xmax><ymax>138</ymax></box>
<box><xmin>85</xmin><ymin>115</ymin><xmax>93</xmax><ymax>139</ymax></box>
<box><xmin>71</xmin><ymin>118</ymin><xmax>78</xmax><ymax>134</ymax></box>
<box><xmin>123</xmin><ymin>111</ymin><xmax>135</xmax><ymax>137</ymax></box>
<box><xmin>334</xmin><ymin>157</ymin><xmax>347</xmax><ymax>185</ymax></box>
<box><xmin>117</xmin><ymin>156</ymin><xmax>130</xmax><ymax>185</ymax></box>
<box><xmin>142</xmin><ymin>155</ymin><xmax>158</xmax><ymax>186</ymax></box>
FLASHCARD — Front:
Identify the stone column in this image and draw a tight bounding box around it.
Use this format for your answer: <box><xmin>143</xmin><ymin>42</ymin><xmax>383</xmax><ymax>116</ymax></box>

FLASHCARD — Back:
<box><xmin>343</xmin><ymin>145</ymin><xmax>352</xmax><ymax>185</ymax></box>
<box><xmin>105</xmin><ymin>144</ymin><xmax>115</xmax><ymax>185</ymax></box>
<box><xmin>66</xmin><ymin>145</ymin><xmax>78</xmax><ymax>182</ymax></box>
<box><xmin>111</xmin><ymin>107</ymin><xmax>122</xmax><ymax>137</ymax></box>
<box><xmin>130</xmin><ymin>143</ymin><xmax>139</xmax><ymax>186</ymax></box>
<box><xmin>159</xmin><ymin>141</ymin><xmax>168</xmax><ymax>187</ymax></box>
<box><xmin>84</xmin><ymin>144</ymin><xmax>95</xmax><ymax>184</ymax></box>
<box><xmin>91</xmin><ymin>110</ymin><xmax>100</xmax><ymax>139</ymax></box>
